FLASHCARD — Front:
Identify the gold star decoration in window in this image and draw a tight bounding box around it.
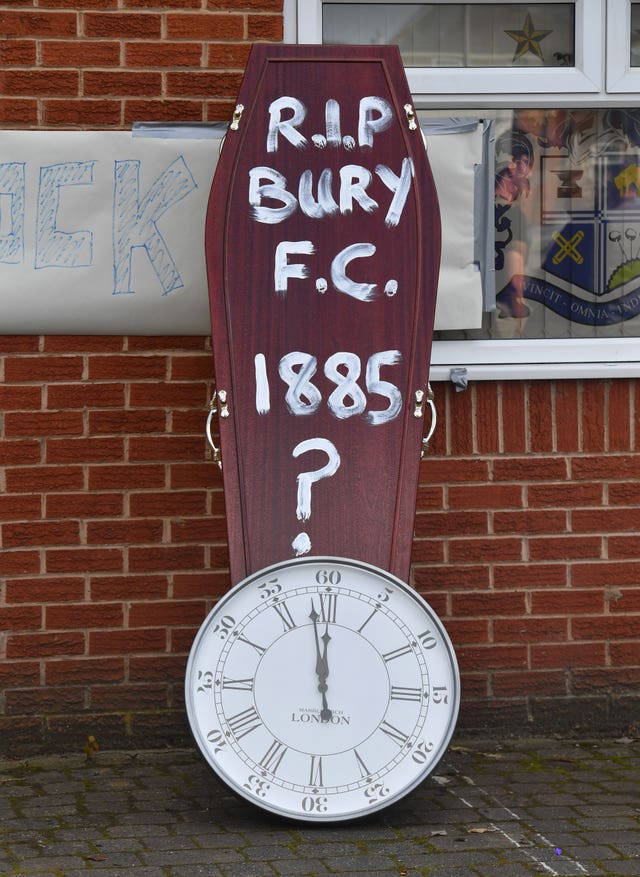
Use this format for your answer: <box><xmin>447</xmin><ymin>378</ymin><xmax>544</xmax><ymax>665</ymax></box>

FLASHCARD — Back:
<box><xmin>504</xmin><ymin>13</ymin><xmax>552</xmax><ymax>62</ymax></box>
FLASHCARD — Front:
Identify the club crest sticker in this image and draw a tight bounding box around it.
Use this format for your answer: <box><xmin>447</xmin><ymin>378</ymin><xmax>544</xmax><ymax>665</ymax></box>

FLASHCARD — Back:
<box><xmin>494</xmin><ymin>110</ymin><xmax>640</xmax><ymax>332</ymax></box>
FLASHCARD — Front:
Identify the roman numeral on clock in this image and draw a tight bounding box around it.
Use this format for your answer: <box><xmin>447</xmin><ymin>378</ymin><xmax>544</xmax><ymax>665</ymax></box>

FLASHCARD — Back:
<box><xmin>227</xmin><ymin>706</ymin><xmax>262</xmax><ymax>739</ymax></box>
<box><xmin>222</xmin><ymin>676</ymin><xmax>254</xmax><ymax>691</ymax></box>
<box><xmin>390</xmin><ymin>685</ymin><xmax>422</xmax><ymax>702</ymax></box>
<box><xmin>236</xmin><ymin>634</ymin><xmax>266</xmax><ymax>655</ymax></box>
<box><xmin>260</xmin><ymin>739</ymin><xmax>288</xmax><ymax>775</ymax></box>
<box><xmin>308</xmin><ymin>755</ymin><xmax>323</xmax><ymax>786</ymax></box>
<box><xmin>272</xmin><ymin>601</ymin><xmax>296</xmax><ymax>631</ymax></box>
<box><xmin>319</xmin><ymin>593</ymin><xmax>338</xmax><ymax>623</ymax></box>
<box><xmin>379</xmin><ymin>719</ymin><xmax>408</xmax><ymax>746</ymax></box>
<box><xmin>382</xmin><ymin>643</ymin><xmax>413</xmax><ymax>663</ymax></box>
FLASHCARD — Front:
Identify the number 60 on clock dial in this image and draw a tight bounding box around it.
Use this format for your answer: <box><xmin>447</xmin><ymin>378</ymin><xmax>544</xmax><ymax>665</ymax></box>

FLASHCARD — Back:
<box><xmin>185</xmin><ymin>557</ymin><xmax>460</xmax><ymax>822</ymax></box>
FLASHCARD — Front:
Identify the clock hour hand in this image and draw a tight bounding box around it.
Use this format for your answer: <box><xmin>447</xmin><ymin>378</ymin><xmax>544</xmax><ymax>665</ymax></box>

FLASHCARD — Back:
<box><xmin>309</xmin><ymin>601</ymin><xmax>332</xmax><ymax>721</ymax></box>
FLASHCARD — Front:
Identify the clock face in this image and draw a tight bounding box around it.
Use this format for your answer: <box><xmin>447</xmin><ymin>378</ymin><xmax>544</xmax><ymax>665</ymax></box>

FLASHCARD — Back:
<box><xmin>185</xmin><ymin>557</ymin><xmax>459</xmax><ymax>822</ymax></box>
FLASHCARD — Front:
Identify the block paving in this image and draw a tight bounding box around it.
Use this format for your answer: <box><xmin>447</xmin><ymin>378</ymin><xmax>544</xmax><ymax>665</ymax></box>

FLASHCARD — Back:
<box><xmin>0</xmin><ymin>736</ymin><xmax>638</xmax><ymax>876</ymax></box>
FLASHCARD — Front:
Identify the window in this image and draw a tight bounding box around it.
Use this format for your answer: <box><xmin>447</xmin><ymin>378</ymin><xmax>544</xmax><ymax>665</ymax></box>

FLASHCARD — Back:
<box><xmin>289</xmin><ymin>0</ymin><xmax>640</xmax><ymax>378</ymax></box>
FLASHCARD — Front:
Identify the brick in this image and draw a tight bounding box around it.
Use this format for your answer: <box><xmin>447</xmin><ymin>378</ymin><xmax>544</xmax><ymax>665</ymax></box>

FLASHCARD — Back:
<box><xmin>456</xmin><ymin>644</ymin><xmax>528</xmax><ymax>670</ymax></box>
<box><xmin>494</xmin><ymin>563</ymin><xmax>568</xmax><ymax>588</ymax></box>
<box><xmin>84</xmin><ymin>11</ymin><xmax>161</xmax><ymax>37</ymax></box>
<box><xmin>172</xmin><ymin>571</ymin><xmax>229</xmax><ymax>599</ymax></box>
<box><xmin>413</xmin><ymin>564</ymin><xmax>490</xmax><ymax>591</ymax></box>
<box><xmin>128</xmin><ymin>599</ymin><xmax>206</xmax><ymax>627</ymax></box>
<box><xmin>607</xmin><ymin>379</ymin><xmax>632</xmax><ymax>450</ymax></box>
<box><xmin>5</xmin><ymin>355</ymin><xmax>83</xmax><ymax>382</ymax></box>
<box><xmin>2</xmin><ymin>520</ymin><xmax>80</xmax><ymax>548</ymax></box>
<box><xmin>447</xmin><ymin>386</ymin><xmax>474</xmax><ymax>455</ymax></box>
<box><xmin>46</xmin><ymin>436</ymin><xmax>124</xmax><ymax>464</ymax></box>
<box><xmin>448</xmin><ymin>483</ymin><xmax>523</xmax><ymax>510</ymax></box>
<box><xmin>528</xmin><ymin>535</ymin><xmax>602</xmax><ymax>561</ymax></box>
<box><xmin>128</xmin><ymin>544</ymin><xmax>205</xmax><ymax>573</ymax></box>
<box><xmin>448</xmin><ymin>537</ymin><xmax>523</xmax><ymax>563</ymax></box>
<box><xmin>166</xmin><ymin>12</ymin><xmax>243</xmax><ymax>39</ymax></box>
<box><xmin>609</xmin><ymin>482</ymin><xmax>640</xmax><ymax>504</ymax></box>
<box><xmin>609</xmin><ymin>535</ymin><xmax>640</xmax><ymax>558</ymax></box>
<box><xmin>414</xmin><ymin>511</ymin><xmax>488</xmax><ymax>538</ymax></box>
<box><xmin>451</xmin><ymin>591</ymin><xmax>527</xmax><ymax>617</ymax></box>
<box><xmin>610</xmin><ymin>641</ymin><xmax>640</xmax><ymax>664</ymax></box>
<box><xmin>554</xmin><ymin>380</ymin><xmax>580</xmax><ymax>451</ymax></box>
<box><xmin>571</xmin><ymin>454</ymin><xmax>638</xmax><ymax>480</ymax></box>
<box><xmin>89</xmin><ymin>628</ymin><xmax>165</xmax><ymax>655</ymax></box>
<box><xmin>528</xmin><ymin>381</ymin><xmax>553</xmax><ymax>452</ymax></box>
<box><xmin>500</xmin><ymin>381</ymin><xmax>526</xmax><ymax>453</ymax></box>
<box><xmin>494</xmin><ymin>456</ymin><xmax>568</xmax><ymax>481</ymax></box>
<box><xmin>5</xmin><ymin>465</ymin><xmax>84</xmax><ymax>493</ymax></box>
<box><xmin>88</xmin><ymin>464</ymin><xmax>166</xmax><ymax>490</ymax></box>
<box><xmin>0</xmin><ymin>550</ymin><xmax>41</xmax><ymax>576</ymax></box>
<box><xmin>581</xmin><ymin>380</ymin><xmax>606</xmax><ymax>452</ymax></box>
<box><xmin>408</xmin><ymin>540</ymin><xmax>446</xmax><ymax>563</ymax></box>
<box><xmin>129</xmin><ymin>490</ymin><xmax>208</xmax><ymax>517</ymax></box>
<box><xmin>493</xmin><ymin>670</ymin><xmax>567</xmax><ymax>697</ymax></box>
<box><xmin>128</xmin><ymin>435</ymin><xmax>206</xmax><ymax>462</ymax></box>
<box><xmin>0</xmin><ymin>98</ymin><xmax>38</xmax><ymax>124</ymax></box>
<box><xmin>86</xmin><ymin>518</ymin><xmax>164</xmax><ymax>544</ymax></box>
<box><xmin>90</xmin><ymin>574</ymin><xmax>169</xmax><ymax>601</ymax></box>
<box><xmin>4</xmin><ymin>410</ymin><xmax>84</xmax><ymax>437</ymax></box>
<box><xmin>530</xmin><ymin>588</ymin><xmax>604</xmax><ymax>615</ymax></box>
<box><xmin>426</xmin><ymin>458</ymin><xmax>490</xmax><ymax>483</ymax></box>
<box><xmin>0</xmin><ymin>440</ymin><xmax>41</xmax><ymax>465</ymax></box>
<box><xmin>493</xmin><ymin>509</ymin><xmax>567</xmax><ymax>534</ymax></box>
<box><xmin>127</xmin><ymin>336</ymin><xmax>208</xmax><ymax>351</ymax></box>
<box><xmin>5</xmin><ymin>576</ymin><xmax>85</xmax><ymax>604</ymax></box>
<box><xmin>573</xmin><ymin>506</ymin><xmax>640</xmax><ymax>533</ymax></box>
<box><xmin>46</xmin><ymin>602</ymin><xmax>123</xmax><ymax>630</ymax></box>
<box><xmin>0</xmin><ymin>11</ymin><xmax>77</xmax><ymax>37</ymax></box>
<box><xmin>124</xmin><ymin>41</ymin><xmax>204</xmax><ymax>67</ymax></box>
<box><xmin>46</xmin><ymin>492</ymin><xmax>123</xmax><ymax>518</ymax></box>
<box><xmin>531</xmin><ymin>642</ymin><xmax>606</xmax><ymax>668</ymax></box>
<box><xmin>89</xmin><ymin>683</ymin><xmax>169</xmax><ymax>711</ymax></box>
<box><xmin>444</xmin><ymin>618</ymin><xmax>489</xmax><ymax>644</ymax></box>
<box><xmin>0</xmin><ymin>39</ymin><xmax>37</xmax><ymax>65</ymax></box>
<box><xmin>0</xmin><ymin>384</ymin><xmax>42</xmax><ymax>409</ymax></box>
<box><xmin>41</xmin><ymin>39</ymin><xmax>120</xmax><ymax>66</ymax></box>
<box><xmin>0</xmin><ymin>662</ymin><xmax>40</xmax><ymax>689</ymax></box>
<box><xmin>528</xmin><ymin>481</ymin><xmax>603</xmax><ymax>507</ymax></box>
<box><xmin>0</xmin><ymin>494</ymin><xmax>42</xmax><ymax>519</ymax></box>
<box><xmin>5</xmin><ymin>686</ymin><xmax>85</xmax><ymax>715</ymax></box>
<box><xmin>3</xmin><ymin>69</ymin><xmax>79</xmax><ymax>96</ymax></box>
<box><xmin>129</xmin><ymin>654</ymin><xmax>187</xmax><ymax>682</ymax></box>
<box><xmin>166</xmin><ymin>70</ymin><xmax>243</xmax><ymax>98</ymax></box>
<box><xmin>170</xmin><ymin>462</ymin><xmax>220</xmax><ymax>488</ymax></box>
<box><xmin>67</xmin><ymin>87</ymin><xmax>122</xmax><ymax>127</ymax></box>
<box><xmin>46</xmin><ymin>657</ymin><xmax>125</xmax><ymax>685</ymax></box>
<box><xmin>7</xmin><ymin>631</ymin><xmax>85</xmax><ymax>659</ymax></box>
<box><xmin>45</xmin><ymin>547</ymin><xmax>123</xmax><ymax>574</ymax></box>
<box><xmin>572</xmin><ymin>666</ymin><xmax>640</xmax><ymax>692</ymax></box>
<box><xmin>47</xmin><ymin>382</ymin><xmax>125</xmax><ymax>409</ymax></box>
<box><xmin>88</xmin><ymin>354</ymin><xmax>167</xmax><ymax>380</ymax></box>
<box><xmin>572</xmin><ymin>615</ymin><xmax>640</xmax><ymax>640</ymax></box>
<box><xmin>0</xmin><ymin>336</ymin><xmax>40</xmax><ymax>352</ymax></box>
<box><xmin>124</xmin><ymin>98</ymin><xmax>205</xmax><ymax>124</ymax></box>
<box><xmin>0</xmin><ymin>605</ymin><xmax>42</xmax><ymax>631</ymax></box>
<box><xmin>129</xmin><ymin>380</ymin><xmax>209</xmax><ymax>409</ymax></box>
<box><xmin>247</xmin><ymin>13</ymin><xmax>283</xmax><ymax>40</ymax></box>
<box><xmin>171</xmin><ymin>517</ymin><xmax>221</xmax><ymax>543</ymax></box>
<box><xmin>84</xmin><ymin>70</ymin><xmax>162</xmax><ymax>96</ymax></box>
<box><xmin>493</xmin><ymin>616</ymin><xmax>568</xmax><ymax>642</ymax></box>
<box><xmin>89</xmin><ymin>409</ymin><xmax>167</xmax><ymax>434</ymax></box>
<box><xmin>572</xmin><ymin>560</ymin><xmax>640</xmax><ymax>587</ymax></box>
<box><xmin>207</xmin><ymin>41</ymin><xmax>251</xmax><ymax>69</ymax></box>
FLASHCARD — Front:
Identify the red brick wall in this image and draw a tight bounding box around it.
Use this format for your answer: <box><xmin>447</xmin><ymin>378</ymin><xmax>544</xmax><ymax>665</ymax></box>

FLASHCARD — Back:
<box><xmin>1</xmin><ymin>2</ymin><xmax>638</xmax><ymax>754</ymax></box>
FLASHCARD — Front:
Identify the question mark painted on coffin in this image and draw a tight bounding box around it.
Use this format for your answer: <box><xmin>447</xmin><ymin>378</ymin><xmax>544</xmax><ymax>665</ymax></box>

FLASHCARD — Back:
<box><xmin>291</xmin><ymin>437</ymin><xmax>341</xmax><ymax>556</ymax></box>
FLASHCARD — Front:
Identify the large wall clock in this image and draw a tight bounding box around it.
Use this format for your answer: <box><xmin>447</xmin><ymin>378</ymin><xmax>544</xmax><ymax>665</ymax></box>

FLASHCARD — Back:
<box><xmin>185</xmin><ymin>557</ymin><xmax>460</xmax><ymax>822</ymax></box>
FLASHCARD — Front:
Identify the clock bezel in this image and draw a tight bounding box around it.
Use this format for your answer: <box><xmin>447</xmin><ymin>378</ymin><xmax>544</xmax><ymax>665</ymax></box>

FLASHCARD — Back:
<box><xmin>185</xmin><ymin>555</ymin><xmax>460</xmax><ymax>822</ymax></box>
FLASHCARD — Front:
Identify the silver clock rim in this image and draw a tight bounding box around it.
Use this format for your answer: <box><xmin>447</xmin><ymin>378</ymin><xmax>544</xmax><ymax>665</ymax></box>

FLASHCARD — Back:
<box><xmin>184</xmin><ymin>555</ymin><xmax>460</xmax><ymax>823</ymax></box>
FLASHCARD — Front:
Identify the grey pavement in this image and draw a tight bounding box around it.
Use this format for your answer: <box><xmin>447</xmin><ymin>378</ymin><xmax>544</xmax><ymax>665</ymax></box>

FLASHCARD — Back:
<box><xmin>0</xmin><ymin>735</ymin><xmax>638</xmax><ymax>877</ymax></box>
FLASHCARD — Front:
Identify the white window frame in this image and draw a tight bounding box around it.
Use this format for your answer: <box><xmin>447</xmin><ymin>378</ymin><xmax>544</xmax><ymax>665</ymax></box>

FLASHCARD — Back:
<box><xmin>285</xmin><ymin>0</ymin><xmax>640</xmax><ymax>379</ymax></box>
<box><xmin>606</xmin><ymin>0</ymin><xmax>640</xmax><ymax>91</ymax></box>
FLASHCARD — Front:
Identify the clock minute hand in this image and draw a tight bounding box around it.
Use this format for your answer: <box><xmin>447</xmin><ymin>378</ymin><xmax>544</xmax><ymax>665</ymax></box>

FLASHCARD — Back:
<box><xmin>309</xmin><ymin>601</ymin><xmax>332</xmax><ymax>721</ymax></box>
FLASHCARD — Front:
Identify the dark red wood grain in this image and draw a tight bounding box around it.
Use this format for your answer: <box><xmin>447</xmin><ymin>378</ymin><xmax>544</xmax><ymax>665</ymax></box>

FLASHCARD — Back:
<box><xmin>205</xmin><ymin>44</ymin><xmax>441</xmax><ymax>585</ymax></box>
